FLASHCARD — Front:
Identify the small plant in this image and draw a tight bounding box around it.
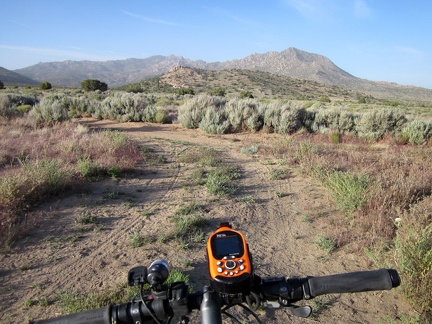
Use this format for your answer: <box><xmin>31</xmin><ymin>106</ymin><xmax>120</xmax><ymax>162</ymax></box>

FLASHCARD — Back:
<box><xmin>269</xmin><ymin>168</ymin><xmax>289</xmax><ymax>180</ymax></box>
<box><xmin>328</xmin><ymin>131</ymin><xmax>340</xmax><ymax>143</ymax></box>
<box><xmin>240</xmin><ymin>145</ymin><xmax>259</xmax><ymax>155</ymax></box>
<box><xmin>314</xmin><ymin>235</ymin><xmax>336</xmax><ymax>254</ymax></box>
<box><xmin>171</xmin><ymin>210</ymin><xmax>207</xmax><ymax>246</ymax></box>
<box><xmin>78</xmin><ymin>157</ymin><xmax>102</xmax><ymax>179</ymax></box>
<box><xmin>129</xmin><ymin>231</ymin><xmax>148</xmax><ymax>248</ymax></box>
<box><xmin>57</xmin><ymin>285</ymin><xmax>139</xmax><ymax>314</ymax></box>
<box><xmin>107</xmin><ymin>165</ymin><xmax>122</xmax><ymax>178</ymax></box>
<box><xmin>175</xmin><ymin>201</ymin><xmax>201</xmax><ymax>216</ymax></box>
<box><xmin>206</xmin><ymin>166</ymin><xmax>240</xmax><ymax>196</ymax></box>
<box><xmin>314</xmin><ymin>168</ymin><xmax>370</xmax><ymax>217</ymax></box>
<box><xmin>24</xmin><ymin>297</ymin><xmax>37</xmax><ymax>307</ymax></box>
<box><xmin>76</xmin><ymin>211</ymin><xmax>97</xmax><ymax>225</ymax></box>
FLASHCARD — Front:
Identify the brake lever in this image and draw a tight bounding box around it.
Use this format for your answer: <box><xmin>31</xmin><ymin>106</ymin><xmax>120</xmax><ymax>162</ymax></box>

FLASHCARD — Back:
<box><xmin>284</xmin><ymin>305</ymin><xmax>312</xmax><ymax>318</ymax></box>
<box><xmin>263</xmin><ymin>299</ymin><xmax>312</xmax><ymax>318</ymax></box>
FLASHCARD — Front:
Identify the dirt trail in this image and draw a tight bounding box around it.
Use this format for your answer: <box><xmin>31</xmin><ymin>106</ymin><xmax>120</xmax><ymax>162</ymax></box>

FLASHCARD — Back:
<box><xmin>0</xmin><ymin>120</ymin><xmax>410</xmax><ymax>323</ymax></box>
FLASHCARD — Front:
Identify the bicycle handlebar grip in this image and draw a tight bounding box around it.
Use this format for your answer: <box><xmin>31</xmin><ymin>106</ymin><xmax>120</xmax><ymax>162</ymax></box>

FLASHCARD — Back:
<box><xmin>31</xmin><ymin>306</ymin><xmax>111</xmax><ymax>324</ymax></box>
<box><xmin>306</xmin><ymin>269</ymin><xmax>400</xmax><ymax>298</ymax></box>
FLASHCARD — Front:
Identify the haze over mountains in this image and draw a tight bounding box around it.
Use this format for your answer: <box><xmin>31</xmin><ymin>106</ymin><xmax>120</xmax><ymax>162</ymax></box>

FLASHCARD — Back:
<box><xmin>2</xmin><ymin>47</ymin><xmax>432</xmax><ymax>103</ymax></box>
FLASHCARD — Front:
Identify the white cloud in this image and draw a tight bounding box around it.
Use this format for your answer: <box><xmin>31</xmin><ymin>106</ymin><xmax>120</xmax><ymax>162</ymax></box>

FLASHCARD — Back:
<box><xmin>121</xmin><ymin>10</ymin><xmax>180</xmax><ymax>26</ymax></box>
<box><xmin>283</xmin><ymin>0</ymin><xmax>335</xmax><ymax>21</ymax></box>
<box><xmin>0</xmin><ymin>44</ymin><xmax>122</xmax><ymax>64</ymax></box>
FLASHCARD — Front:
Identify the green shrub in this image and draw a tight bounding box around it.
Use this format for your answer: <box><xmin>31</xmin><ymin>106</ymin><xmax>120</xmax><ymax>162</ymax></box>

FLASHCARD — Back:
<box><xmin>315</xmin><ymin>235</ymin><xmax>336</xmax><ymax>254</ymax></box>
<box><xmin>401</xmin><ymin>120</ymin><xmax>432</xmax><ymax>145</ymax></box>
<box><xmin>225</xmin><ymin>98</ymin><xmax>262</xmax><ymax>132</ymax></box>
<box><xmin>39</xmin><ymin>81</ymin><xmax>52</xmax><ymax>90</ymax></box>
<box><xmin>207</xmin><ymin>87</ymin><xmax>225</xmax><ymax>96</ymax></box>
<box><xmin>311</xmin><ymin>109</ymin><xmax>355</xmax><ymax>134</ymax></box>
<box><xmin>206</xmin><ymin>166</ymin><xmax>240</xmax><ymax>195</ymax></box>
<box><xmin>176</xmin><ymin>88</ymin><xmax>195</xmax><ymax>96</ymax></box>
<box><xmin>78</xmin><ymin>157</ymin><xmax>101</xmax><ymax>179</ymax></box>
<box><xmin>239</xmin><ymin>91</ymin><xmax>254</xmax><ymax>99</ymax></box>
<box><xmin>355</xmin><ymin>109</ymin><xmax>407</xmax><ymax>140</ymax></box>
<box><xmin>0</xmin><ymin>80</ymin><xmax>4</xmax><ymax>89</ymax></box>
<box><xmin>0</xmin><ymin>93</ymin><xmax>36</xmax><ymax>119</ymax></box>
<box><xmin>395</xmin><ymin>221</ymin><xmax>432</xmax><ymax>316</ymax></box>
<box><xmin>16</xmin><ymin>104</ymin><xmax>32</xmax><ymax>114</ymax></box>
<box><xmin>81</xmin><ymin>79</ymin><xmax>108</xmax><ymax>92</ymax></box>
<box><xmin>95</xmin><ymin>92</ymin><xmax>156</xmax><ymax>122</ymax></box>
<box><xmin>263</xmin><ymin>101</ymin><xmax>305</xmax><ymax>134</ymax></box>
<box><xmin>155</xmin><ymin>108</ymin><xmax>169</xmax><ymax>123</ymax></box>
<box><xmin>199</xmin><ymin>107</ymin><xmax>229</xmax><ymax>134</ymax></box>
<box><xmin>314</xmin><ymin>168</ymin><xmax>370</xmax><ymax>217</ymax></box>
<box><xmin>178</xmin><ymin>95</ymin><xmax>226</xmax><ymax>129</ymax></box>
<box><xmin>30</xmin><ymin>95</ymin><xmax>69</xmax><ymax>125</ymax></box>
<box><xmin>129</xmin><ymin>231</ymin><xmax>148</xmax><ymax>248</ymax></box>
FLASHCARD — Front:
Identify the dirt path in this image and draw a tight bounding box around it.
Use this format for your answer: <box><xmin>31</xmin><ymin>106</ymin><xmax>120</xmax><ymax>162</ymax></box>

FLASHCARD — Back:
<box><xmin>0</xmin><ymin>120</ymin><xmax>410</xmax><ymax>323</ymax></box>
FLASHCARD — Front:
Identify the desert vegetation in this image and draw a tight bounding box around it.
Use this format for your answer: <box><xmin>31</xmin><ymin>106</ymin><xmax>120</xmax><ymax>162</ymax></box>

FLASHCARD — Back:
<box><xmin>1</xmin><ymin>86</ymin><xmax>431</xmax><ymax>321</ymax></box>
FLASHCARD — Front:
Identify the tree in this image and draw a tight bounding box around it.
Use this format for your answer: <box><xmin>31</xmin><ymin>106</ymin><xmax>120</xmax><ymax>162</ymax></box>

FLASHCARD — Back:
<box><xmin>176</xmin><ymin>87</ymin><xmax>195</xmax><ymax>96</ymax></box>
<box><xmin>81</xmin><ymin>79</ymin><xmax>108</xmax><ymax>92</ymax></box>
<box><xmin>39</xmin><ymin>81</ymin><xmax>52</xmax><ymax>90</ymax></box>
<box><xmin>208</xmin><ymin>87</ymin><xmax>226</xmax><ymax>97</ymax></box>
<box><xmin>240</xmin><ymin>91</ymin><xmax>254</xmax><ymax>99</ymax></box>
<box><xmin>0</xmin><ymin>80</ymin><xmax>4</xmax><ymax>89</ymax></box>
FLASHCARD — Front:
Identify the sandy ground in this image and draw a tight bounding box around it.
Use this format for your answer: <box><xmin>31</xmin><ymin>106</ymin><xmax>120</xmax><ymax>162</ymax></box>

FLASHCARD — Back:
<box><xmin>0</xmin><ymin>120</ymin><xmax>411</xmax><ymax>323</ymax></box>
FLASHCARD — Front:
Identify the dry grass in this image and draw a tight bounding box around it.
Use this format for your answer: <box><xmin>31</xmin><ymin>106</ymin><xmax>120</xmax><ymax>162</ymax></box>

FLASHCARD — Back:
<box><xmin>263</xmin><ymin>136</ymin><xmax>432</xmax><ymax>316</ymax></box>
<box><xmin>0</xmin><ymin>117</ymin><xmax>141</xmax><ymax>248</ymax></box>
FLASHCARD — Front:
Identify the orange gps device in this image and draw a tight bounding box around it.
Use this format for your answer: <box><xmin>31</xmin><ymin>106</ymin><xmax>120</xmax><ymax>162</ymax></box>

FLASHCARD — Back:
<box><xmin>206</xmin><ymin>223</ymin><xmax>253</xmax><ymax>295</ymax></box>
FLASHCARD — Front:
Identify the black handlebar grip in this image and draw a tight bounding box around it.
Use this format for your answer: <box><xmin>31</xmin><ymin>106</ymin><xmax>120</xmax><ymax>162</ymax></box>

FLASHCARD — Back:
<box><xmin>306</xmin><ymin>269</ymin><xmax>400</xmax><ymax>298</ymax></box>
<box><xmin>32</xmin><ymin>306</ymin><xmax>111</xmax><ymax>324</ymax></box>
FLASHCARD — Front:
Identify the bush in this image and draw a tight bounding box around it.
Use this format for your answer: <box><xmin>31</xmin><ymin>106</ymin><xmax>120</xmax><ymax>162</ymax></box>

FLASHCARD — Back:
<box><xmin>155</xmin><ymin>108</ymin><xmax>169</xmax><ymax>123</ymax></box>
<box><xmin>0</xmin><ymin>80</ymin><xmax>4</xmax><ymax>89</ymax></box>
<box><xmin>176</xmin><ymin>88</ymin><xmax>195</xmax><ymax>96</ymax></box>
<box><xmin>355</xmin><ymin>109</ymin><xmax>407</xmax><ymax>140</ymax></box>
<box><xmin>314</xmin><ymin>168</ymin><xmax>370</xmax><ymax>217</ymax></box>
<box><xmin>401</xmin><ymin>120</ymin><xmax>432</xmax><ymax>145</ymax></box>
<box><xmin>39</xmin><ymin>81</ymin><xmax>52</xmax><ymax>90</ymax></box>
<box><xmin>94</xmin><ymin>92</ymin><xmax>155</xmax><ymax>122</ymax></box>
<box><xmin>206</xmin><ymin>166</ymin><xmax>240</xmax><ymax>195</ymax></box>
<box><xmin>0</xmin><ymin>93</ymin><xmax>36</xmax><ymax>119</ymax></box>
<box><xmin>394</xmin><ymin>198</ymin><xmax>432</xmax><ymax>317</ymax></box>
<box><xmin>239</xmin><ymin>91</ymin><xmax>254</xmax><ymax>99</ymax></box>
<box><xmin>207</xmin><ymin>87</ymin><xmax>226</xmax><ymax>97</ymax></box>
<box><xmin>199</xmin><ymin>107</ymin><xmax>229</xmax><ymax>134</ymax></box>
<box><xmin>81</xmin><ymin>79</ymin><xmax>108</xmax><ymax>92</ymax></box>
<box><xmin>178</xmin><ymin>95</ymin><xmax>226</xmax><ymax>129</ymax></box>
<box><xmin>225</xmin><ymin>98</ymin><xmax>262</xmax><ymax>132</ymax></box>
<box><xmin>311</xmin><ymin>109</ymin><xmax>355</xmax><ymax>134</ymax></box>
<box><xmin>16</xmin><ymin>105</ymin><xmax>32</xmax><ymax>114</ymax></box>
<box><xmin>30</xmin><ymin>95</ymin><xmax>69</xmax><ymax>125</ymax></box>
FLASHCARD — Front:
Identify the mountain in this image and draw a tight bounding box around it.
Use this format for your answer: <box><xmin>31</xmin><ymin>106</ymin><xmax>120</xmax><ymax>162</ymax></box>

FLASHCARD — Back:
<box><xmin>14</xmin><ymin>48</ymin><xmax>356</xmax><ymax>88</ymax></box>
<box><xmin>209</xmin><ymin>48</ymin><xmax>357</xmax><ymax>87</ymax></box>
<box><xmin>0</xmin><ymin>66</ymin><xmax>38</xmax><ymax>85</ymax></box>
<box><xmin>12</xmin><ymin>47</ymin><xmax>432</xmax><ymax>103</ymax></box>
<box><xmin>14</xmin><ymin>56</ymin><xmax>207</xmax><ymax>88</ymax></box>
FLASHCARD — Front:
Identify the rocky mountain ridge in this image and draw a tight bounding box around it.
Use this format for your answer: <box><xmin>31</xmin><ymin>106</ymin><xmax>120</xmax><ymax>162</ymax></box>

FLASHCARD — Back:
<box><xmin>2</xmin><ymin>47</ymin><xmax>432</xmax><ymax>103</ymax></box>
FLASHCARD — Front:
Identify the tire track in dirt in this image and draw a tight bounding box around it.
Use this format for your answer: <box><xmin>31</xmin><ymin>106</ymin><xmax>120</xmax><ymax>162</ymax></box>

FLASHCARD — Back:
<box><xmin>0</xmin><ymin>132</ymin><xmax>184</xmax><ymax>322</ymax></box>
<box><xmin>1</xmin><ymin>120</ymin><xmax>411</xmax><ymax>323</ymax></box>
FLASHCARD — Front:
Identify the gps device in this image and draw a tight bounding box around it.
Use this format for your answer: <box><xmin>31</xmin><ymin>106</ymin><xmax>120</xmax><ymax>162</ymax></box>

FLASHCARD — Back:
<box><xmin>206</xmin><ymin>223</ymin><xmax>253</xmax><ymax>295</ymax></box>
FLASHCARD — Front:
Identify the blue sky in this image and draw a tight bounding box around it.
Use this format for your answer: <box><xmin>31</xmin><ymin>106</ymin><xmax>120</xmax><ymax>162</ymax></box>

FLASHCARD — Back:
<box><xmin>1</xmin><ymin>0</ymin><xmax>431</xmax><ymax>88</ymax></box>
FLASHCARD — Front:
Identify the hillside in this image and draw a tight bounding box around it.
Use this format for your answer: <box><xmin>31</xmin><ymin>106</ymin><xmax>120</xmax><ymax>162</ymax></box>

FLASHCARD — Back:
<box><xmin>0</xmin><ymin>66</ymin><xmax>38</xmax><ymax>86</ymax></box>
<box><xmin>11</xmin><ymin>47</ymin><xmax>432</xmax><ymax>104</ymax></box>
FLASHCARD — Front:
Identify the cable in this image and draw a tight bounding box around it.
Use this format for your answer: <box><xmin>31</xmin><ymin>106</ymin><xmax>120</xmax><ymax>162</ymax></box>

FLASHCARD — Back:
<box><xmin>140</xmin><ymin>284</ymin><xmax>162</xmax><ymax>324</ymax></box>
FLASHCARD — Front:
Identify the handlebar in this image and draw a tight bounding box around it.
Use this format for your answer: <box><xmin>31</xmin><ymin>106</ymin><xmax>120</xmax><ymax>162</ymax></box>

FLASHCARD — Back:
<box><xmin>32</xmin><ymin>268</ymin><xmax>400</xmax><ymax>324</ymax></box>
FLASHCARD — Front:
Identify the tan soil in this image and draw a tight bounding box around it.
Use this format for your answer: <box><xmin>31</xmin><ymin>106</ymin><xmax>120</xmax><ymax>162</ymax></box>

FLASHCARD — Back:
<box><xmin>0</xmin><ymin>119</ymin><xmax>412</xmax><ymax>323</ymax></box>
